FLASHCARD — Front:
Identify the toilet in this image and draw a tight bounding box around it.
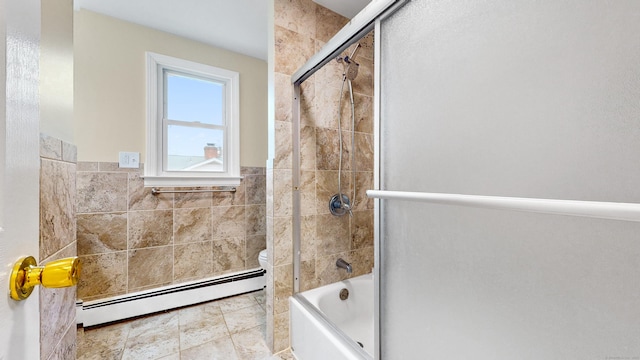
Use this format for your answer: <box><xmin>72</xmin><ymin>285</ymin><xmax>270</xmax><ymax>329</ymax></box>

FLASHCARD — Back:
<box><xmin>258</xmin><ymin>249</ymin><xmax>267</xmax><ymax>270</ymax></box>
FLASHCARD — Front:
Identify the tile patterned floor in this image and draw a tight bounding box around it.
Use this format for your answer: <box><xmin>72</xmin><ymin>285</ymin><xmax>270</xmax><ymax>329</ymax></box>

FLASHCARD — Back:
<box><xmin>77</xmin><ymin>290</ymin><xmax>294</xmax><ymax>360</ymax></box>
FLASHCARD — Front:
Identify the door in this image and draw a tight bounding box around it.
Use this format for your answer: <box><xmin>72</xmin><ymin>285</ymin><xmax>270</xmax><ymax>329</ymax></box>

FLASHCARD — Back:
<box><xmin>377</xmin><ymin>0</ymin><xmax>640</xmax><ymax>358</ymax></box>
<box><xmin>0</xmin><ymin>0</ymin><xmax>42</xmax><ymax>359</ymax></box>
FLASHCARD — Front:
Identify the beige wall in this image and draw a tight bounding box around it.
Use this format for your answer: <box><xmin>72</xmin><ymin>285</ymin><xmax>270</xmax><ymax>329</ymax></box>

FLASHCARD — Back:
<box><xmin>74</xmin><ymin>10</ymin><xmax>268</xmax><ymax>166</ymax></box>
<box><xmin>41</xmin><ymin>0</ymin><xmax>74</xmax><ymax>143</ymax></box>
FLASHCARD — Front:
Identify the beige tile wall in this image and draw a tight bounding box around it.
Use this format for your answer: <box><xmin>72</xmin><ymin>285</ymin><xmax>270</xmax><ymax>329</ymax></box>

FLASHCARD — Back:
<box><xmin>39</xmin><ymin>134</ymin><xmax>78</xmax><ymax>360</ymax></box>
<box><xmin>267</xmin><ymin>0</ymin><xmax>375</xmax><ymax>352</ymax></box>
<box><xmin>75</xmin><ymin>164</ymin><xmax>266</xmax><ymax>301</ymax></box>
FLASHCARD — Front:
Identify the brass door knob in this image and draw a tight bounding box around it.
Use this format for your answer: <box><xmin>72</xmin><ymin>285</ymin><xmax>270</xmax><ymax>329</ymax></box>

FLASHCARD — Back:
<box><xmin>9</xmin><ymin>256</ymin><xmax>81</xmax><ymax>301</ymax></box>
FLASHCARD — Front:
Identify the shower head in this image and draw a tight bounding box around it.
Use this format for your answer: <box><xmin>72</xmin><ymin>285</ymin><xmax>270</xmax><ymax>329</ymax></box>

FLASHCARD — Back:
<box><xmin>344</xmin><ymin>43</ymin><xmax>361</xmax><ymax>81</ymax></box>
<box><xmin>345</xmin><ymin>43</ymin><xmax>361</xmax><ymax>65</ymax></box>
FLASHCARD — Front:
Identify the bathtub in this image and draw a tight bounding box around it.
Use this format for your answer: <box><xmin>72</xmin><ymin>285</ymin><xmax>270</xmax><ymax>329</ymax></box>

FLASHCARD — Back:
<box><xmin>290</xmin><ymin>273</ymin><xmax>373</xmax><ymax>360</ymax></box>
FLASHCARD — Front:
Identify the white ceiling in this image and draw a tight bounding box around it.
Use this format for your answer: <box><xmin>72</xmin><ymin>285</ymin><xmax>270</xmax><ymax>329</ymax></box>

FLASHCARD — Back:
<box><xmin>313</xmin><ymin>0</ymin><xmax>371</xmax><ymax>18</ymax></box>
<box><xmin>75</xmin><ymin>0</ymin><xmax>370</xmax><ymax>61</ymax></box>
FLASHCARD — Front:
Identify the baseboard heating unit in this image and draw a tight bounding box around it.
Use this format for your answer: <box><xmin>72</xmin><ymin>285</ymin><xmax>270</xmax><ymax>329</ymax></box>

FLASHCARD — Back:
<box><xmin>77</xmin><ymin>268</ymin><xmax>266</xmax><ymax>327</ymax></box>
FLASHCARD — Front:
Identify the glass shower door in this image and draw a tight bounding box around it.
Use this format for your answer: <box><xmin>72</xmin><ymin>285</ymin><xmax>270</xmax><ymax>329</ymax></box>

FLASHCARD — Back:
<box><xmin>377</xmin><ymin>1</ymin><xmax>640</xmax><ymax>358</ymax></box>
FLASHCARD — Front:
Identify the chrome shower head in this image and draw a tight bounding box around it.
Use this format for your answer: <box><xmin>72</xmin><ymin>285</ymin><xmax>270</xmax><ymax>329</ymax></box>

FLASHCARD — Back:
<box><xmin>344</xmin><ymin>43</ymin><xmax>361</xmax><ymax>81</ymax></box>
<box><xmin>346</xmin><ymin>43</ymin><xmax>361</xmax><ymax>65</ymax></box>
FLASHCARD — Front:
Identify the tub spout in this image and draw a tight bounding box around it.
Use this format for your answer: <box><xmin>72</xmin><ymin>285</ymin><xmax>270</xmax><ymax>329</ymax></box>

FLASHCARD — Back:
<box><xmin>336</xmin><ymin>258</ymin><xmax>352</xmax><ymax>274</ymax></box>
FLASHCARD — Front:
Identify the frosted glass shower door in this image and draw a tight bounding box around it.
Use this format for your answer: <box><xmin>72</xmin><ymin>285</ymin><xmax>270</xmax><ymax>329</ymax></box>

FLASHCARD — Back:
<box><xmin>378</xmin><ymin>1</ymin><xmax>640</xmax><ymax>359</ymax></box>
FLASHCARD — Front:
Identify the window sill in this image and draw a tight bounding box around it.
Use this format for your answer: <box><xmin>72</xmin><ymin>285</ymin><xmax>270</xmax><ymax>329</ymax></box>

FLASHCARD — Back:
<box><xmin>142</xmin><ymin>175</ymin><xmax>242</xmax><ymax>187</ymax></box>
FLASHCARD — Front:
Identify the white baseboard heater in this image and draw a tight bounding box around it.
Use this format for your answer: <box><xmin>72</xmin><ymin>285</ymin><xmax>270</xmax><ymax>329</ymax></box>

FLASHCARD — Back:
<box><xmin>77</xmin><ymin>269</ymin><xmax>266</xmax><ymax>327</ymax></box>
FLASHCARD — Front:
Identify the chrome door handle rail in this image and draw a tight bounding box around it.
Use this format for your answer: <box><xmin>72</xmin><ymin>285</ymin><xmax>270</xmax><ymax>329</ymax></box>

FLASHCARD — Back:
<box><xmin>366</xmin><ymin>190</ymin><xmax>640</xmax><ymax>223</ymax></box>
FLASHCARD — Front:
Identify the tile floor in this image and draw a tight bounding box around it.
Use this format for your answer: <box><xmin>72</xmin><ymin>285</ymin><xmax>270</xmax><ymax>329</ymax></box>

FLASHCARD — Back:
<box><xmin>77</xmin><ymin>289</ymin><xmax>294</xmax><ymax>360</ymax></box>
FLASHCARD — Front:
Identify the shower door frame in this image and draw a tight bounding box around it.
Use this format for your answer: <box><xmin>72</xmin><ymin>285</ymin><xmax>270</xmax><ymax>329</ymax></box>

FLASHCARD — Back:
<box><xmin>290</xmin><ymin>1</ymin><xmax>408</xmax><ymax>359</ymax></box>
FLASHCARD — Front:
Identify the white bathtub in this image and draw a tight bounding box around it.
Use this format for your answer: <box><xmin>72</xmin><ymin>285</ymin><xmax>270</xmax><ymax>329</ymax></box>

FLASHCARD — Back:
<box><xmin>290</xmin><ymin>273</ymin><xmax>373</xmax><ymax>360</ymax></box>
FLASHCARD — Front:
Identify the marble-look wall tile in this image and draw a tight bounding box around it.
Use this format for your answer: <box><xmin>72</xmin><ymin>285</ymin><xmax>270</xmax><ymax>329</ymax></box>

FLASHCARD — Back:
<box><xmin>315</xmin><ymin>250</ymin><xmax>351</xmax><ymax>286</ymax></box>
<box><xmin>316</xmin><ymin>128</ymin><xmax>351</xmax><ymax>171</ymax></box>
<box><xmin>245</xmin><ymin>175</ymin><xmax>266</xmax><ymax>205</ymax></box>
<box><xmin>300</xmin><ymin>171</ymin><xmax>316</xmax><ymax>216</ymax></box>
<box><xmin>77</xmin><ymin>252</ymin><xmax>127</xmax><ymax>299</ymax></box>
<box><xmin>77</xmin><ymin>172</ymin><xmax>128</xmax><ymax>213</ymax></box>
<box><xmin>174</xmin><ymin>242</ymin><xmax>213</xmax><ymax>281</ymax></box>
<box><xmin>300</xmin><ymin>260</ymin><xmax>319</xmax><ymax>292</ymax></box>
<box><xmin>241</xmin><ymin>166</ymin><xmax>265</xmax><ymax>176</ymax></box>
<box><xmin>77</xmin><ymin>161</ymin><xmax>98</xmax><ymax>171</ymax></box>
<box><xmin>265</xmin><ymin>266</ymin><xmax>275</xmax><ymax>349</ymax></box>
<box><xmin>274</xmin><ymin>264</ymin><xmax>293</xmax><ymax>314</ymax></box>
<box><xmin>316</xmin><ymin>214</ymin><xmax>350</xmax><ymax>256</ymax></box>
<box><xmin>350</xmin><ymin>246</ymin><xmax>374</xmax><ymax>277</ymax></box>
<box><xmin>359</xmin><ymin>32</ymin><xmax>375</xmax><ymax>61</ymax></box>
<box><xmin>128</xmin><ymin>210</ymin><xmax>173</xmax><ymax>248</ymax></box>
<box><xmin>46</xmin><ymin>321</ymin><xmax>76</xmax><ymax>360</ymax></box>
<box><xmin>354</xmin><ymin>93</ymin><xmax>374</xmax><ymax>134</ymax></box>
<box><xmin>300</xmin><ymin>215</ymin><xmax>317</xmax><ymax>262</ymax></box>
<box><xmin>354</xmin><ymin>133</ymin><xmax>374</xmax><ymax>172</ymax></box>
<box><xmin>351</xmin><ymin>210</ymin><xmax>373</xmax><ymax>250</ymax></box>
<box><xmin>174</xmin><ymin>188</ymin><xmax>212</xmax><ymax>208</ymax></box>
<box><xmin>274</xmin><ymin>121</ymin><xmax>293</xmax><ymax>169</ymax></box>
<box><xmin>77</xmin><ymin>162</ymin><xmax>267</xmax><ymax>300</ymax></box>
<box><xmin>266</xmin><ymin>169</ymin><xmax>274</xmax><ymax>218</ymax></box>
<box><xmin>213</xmin><ymin>237</ymin><xmax>246</xmax><ymax>275</ymax></box>
<box><xmin>40</xmin><ymin>244</ymin><xmax>76</xmax><ymax>360</ymax></box>
<box><xmin>213</xmin><ymin>206</ymin><xmax>246</xmax><ymax>239</ymax></box>
<box><xmin>40</xmin><ymin>134</ymin><xmax>62</xmax><ymax>160</ymax></box>
<box><xmin>40</xmin><ymin>159</ymin><xmax>76</xmax><ymax>259</ymax></box>
<box><xmin>128</xmin><ymin>173</ymin><xmax>173</xmax><ymax>210</ymax></box>
<box><xmin>354</xmin><ymin>171</ymin><xmax>374</xmax><ymax>211</ymax></box>
<box><xmin>174</xmin><ymin>207</ymin><xmax>212</xmax><ymax>244</ymax></box>
<box><xmin>314</xmin><ymin>77</ymin><xmax>353</xmax><ymax>131</ymax></box>
<box><xmin>317</xmin><ymin>46</ymin><xmax>346</xmax><ymax>88</ymax></box>
<box><xmin>274</xmin><ymin>0</ymin><xmax>316</xmax><ymax>38</ymax></box>
<box><xmin>266</xmin><ymin>216</ymin><xmax>274</xmax><ymax>265</ymax></box>
<box><xmin>315</xmin><ymin>5</ymin><xmax>348</xmax><ymax>43</ymax></box>
<box><xmin>275</xmin><ymin>73</ymin><xmax>293</xmax><ymax>122</ymax></box>
<box><xmin>300</xmin><ymin>126</ymin><xmax>316</xmax><ymax>170</ymax></box>
<box><xmin>246</xmin><ymin>235</ymin><xmax>266</xmax><ymax>268</ymax></box>
<box><xmin>300</xmin><ymin>77</ymin><xmax>317</xmax><ymax>127</ymax></box>
<box><xmin>62</xmin><ymin>141</ymin><xmax>77</xmax><ymax>163</ymax></box>
<box><xmin>274</xmin><ymin>25</ymin><xmax>315</xmax><ymax>76</ymax></box>
<box><xmin>212</xmin><ymin>184</ymin><xmax>246</xmax><ymax>206</ymax></box>
<box><xmin>273</xmin><ymin>311</ymin><xmax>290</xmax><ymax>353</ymax></box>
<box><xmin>246</xmin><ymin>205</ymin><xmax>266</xmax><ymax>236</ymax></box>
<box><xmin>273</xmin><ymin>216</ymin><xmax>293</xmax><ymax>266</ymax></box>
<box><xmin>128</xmin><ymin>246</ymin><xmax>173</xmax><ymax>289</ymax></box>
<box><xmin>273</xmin><ymin>170</ymin><xmax>292</xmax><ymax>217</ymax></box>
<box><xmin>77</xmin><ymin>212</ymin><xmax>127</xmax><ymax>255</ymax></box>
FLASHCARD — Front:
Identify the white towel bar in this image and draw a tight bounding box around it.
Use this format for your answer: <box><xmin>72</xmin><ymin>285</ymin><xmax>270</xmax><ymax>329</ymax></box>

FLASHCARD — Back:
<box><xmin>366</xmin><ymin>190</ymin><xmax>640</xmax><ymax>222</ymax></box>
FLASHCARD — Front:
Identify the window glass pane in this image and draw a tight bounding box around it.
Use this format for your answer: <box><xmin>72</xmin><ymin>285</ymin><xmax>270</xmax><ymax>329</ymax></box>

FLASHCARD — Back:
<box><xmin>166</xmin><ymin>125</ymin><xmax>224</xmax><ymax>172</ymax></box>
<box><xmin>166</xmin><ymin>71</ymin><xmax>224</xmax><ymax>125</ymax></box>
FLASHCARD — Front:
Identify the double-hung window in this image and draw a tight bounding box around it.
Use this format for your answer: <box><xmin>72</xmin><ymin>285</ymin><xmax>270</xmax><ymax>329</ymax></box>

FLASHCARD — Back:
<box><xmin>144</xmin><ymin>52</ymin><xmax>241</xmax><ymax>186</ymax></box>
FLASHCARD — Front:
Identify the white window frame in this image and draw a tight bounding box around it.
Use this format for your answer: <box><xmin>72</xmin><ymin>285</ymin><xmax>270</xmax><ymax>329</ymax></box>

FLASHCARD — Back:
<box><xmin>144</xmin><ymin>52</ymin><xmax>241</xmax><ymax>187</ymax></box>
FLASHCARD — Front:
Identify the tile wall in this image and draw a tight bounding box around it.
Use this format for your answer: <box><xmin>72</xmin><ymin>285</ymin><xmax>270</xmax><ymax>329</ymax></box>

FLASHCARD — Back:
<box><xmin>75</xmin><ymin>164</ymin><xmax>266</xmax><ymax>301</ymax></box>
<box><xmin>267</xmin><ymin>0</ymin><xmax>375</xmax><ymax>352</ymax></box>
<box><xmin>39</xmin><ymin>134</ymin><xmax>78</xmax><ymax>360</ymax></box>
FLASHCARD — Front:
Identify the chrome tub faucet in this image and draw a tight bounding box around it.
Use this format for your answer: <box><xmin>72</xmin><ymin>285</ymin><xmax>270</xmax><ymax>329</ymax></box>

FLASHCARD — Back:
<box><xmin>336</xmin><ymin>258</ymin><xmax>352</xmax><ymax>274</ymax></box>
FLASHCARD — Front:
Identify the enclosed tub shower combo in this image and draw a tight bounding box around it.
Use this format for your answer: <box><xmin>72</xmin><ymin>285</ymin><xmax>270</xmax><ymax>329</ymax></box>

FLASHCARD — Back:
<box><xmin>288</xmin><ymin>0</ymin><xmax>640</xmax><ymax>359</ymax></box>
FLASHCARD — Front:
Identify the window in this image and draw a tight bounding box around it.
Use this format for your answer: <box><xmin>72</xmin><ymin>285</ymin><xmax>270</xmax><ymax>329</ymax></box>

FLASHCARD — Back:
<box><xmin>144</xmin><ymin>52</ymin><xmax>241</xmax><ymax>186</ymax></box>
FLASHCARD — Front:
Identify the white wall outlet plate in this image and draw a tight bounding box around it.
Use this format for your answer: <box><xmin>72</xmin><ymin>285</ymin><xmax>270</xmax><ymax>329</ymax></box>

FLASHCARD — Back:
<box><xmin>119</xmin><ymin>152</ymin><xmax>140</xmax><ymax>168</ymax></box>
